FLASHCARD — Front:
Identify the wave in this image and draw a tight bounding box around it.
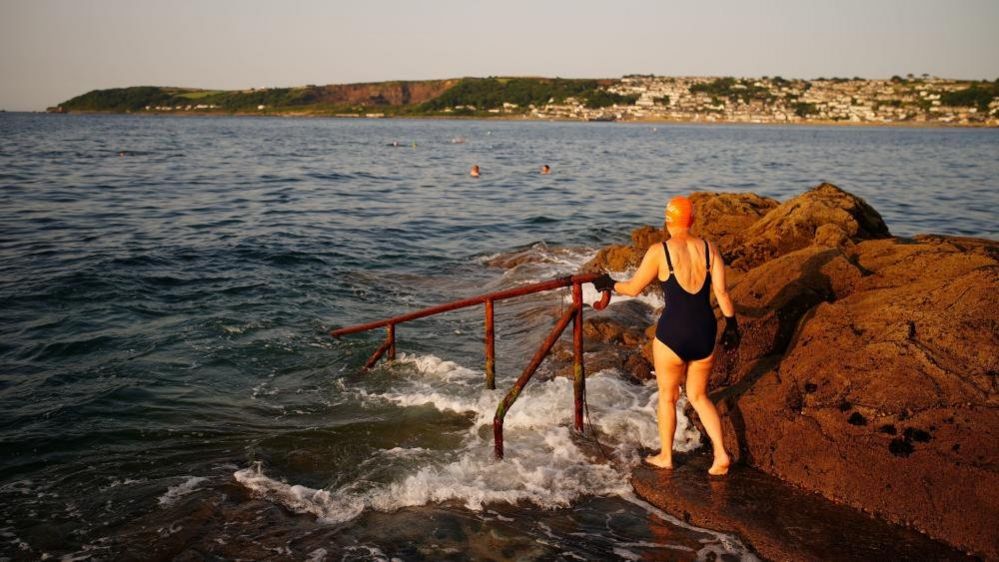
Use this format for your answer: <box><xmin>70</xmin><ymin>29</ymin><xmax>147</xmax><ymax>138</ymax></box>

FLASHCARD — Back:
<box><xmin>232</xmin><ymin>353</ymin><xmax>756</xmax><ymax>557</ymax></box>
<box><xmin>158</xmin><ymin>476</ymin><xmax>208</xmax><ymax>506</ymax></box>
<box><xmin>234</xmin><ymin>353</ymin><xmax>703</xmax><ymax>523</ymax></box>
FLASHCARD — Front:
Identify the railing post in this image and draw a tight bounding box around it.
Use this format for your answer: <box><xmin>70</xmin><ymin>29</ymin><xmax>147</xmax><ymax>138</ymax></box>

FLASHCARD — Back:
<box><xmin>494</xmin><ymin>307</ymin><xmax>576</xmax><ymax>459</ymax></box>
<box><xmin>484</xmin><ymin>298</ymin><xmax>495</xmax><ymax>390</ymax></box>
<box><xmin>364</xmin><ymin>337</ymin><xmax>391</xmax><ymax>370</ymax></box>
<box><xmin>572</xmin><ymin>282</ymin><xmax>585</xmax><ymax>433</ymax></box>
<box><xmin>387</xmin><ymin>324</ymin><xmax>396</xmax><ymax>361</ymax></box>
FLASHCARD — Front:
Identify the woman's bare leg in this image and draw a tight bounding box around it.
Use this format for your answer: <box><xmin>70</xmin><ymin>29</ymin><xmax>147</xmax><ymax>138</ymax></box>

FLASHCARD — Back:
<box><xmin>647</xmin><ymin>339</ymin><xmax>685</xmax><ymax>468</ymax></box>
<box><xmin>685</xmin><ymin>354</ymin><xmax>730</xmax><ymax>475</ymax></box>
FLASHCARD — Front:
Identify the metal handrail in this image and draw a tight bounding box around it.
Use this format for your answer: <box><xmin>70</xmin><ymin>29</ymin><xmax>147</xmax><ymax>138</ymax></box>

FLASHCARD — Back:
<box><xmin>330</xmin><ymin>273</ymin><xmax>611</xmax><ymax>458</ymax></box>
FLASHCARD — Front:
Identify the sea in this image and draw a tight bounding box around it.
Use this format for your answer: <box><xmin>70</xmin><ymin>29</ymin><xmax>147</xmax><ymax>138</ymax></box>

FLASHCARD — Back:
<box><xmin>1</xmin><ymin>113</ymin><xmax>997</xmax><ymax>561</ymax></box>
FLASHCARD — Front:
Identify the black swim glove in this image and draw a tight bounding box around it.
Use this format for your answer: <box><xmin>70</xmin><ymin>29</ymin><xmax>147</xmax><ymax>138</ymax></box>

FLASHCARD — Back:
<box><xmin>592</xmin><ymin>273</ymin><xmax>616</xmax><ymax>293</ymax></box>
<box><xmin>721</xmin><ymin>316</ymin><xmax>741</xmax><ymax>351</ymax></box>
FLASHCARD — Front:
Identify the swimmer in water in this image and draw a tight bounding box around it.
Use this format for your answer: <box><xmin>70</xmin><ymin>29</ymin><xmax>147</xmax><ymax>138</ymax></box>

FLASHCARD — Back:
<box><xmin>470</xmin><ymin>165</ymin><xmax>480</xmax><ymax>178</ymax></box>
<box><xmin>593</xmin><ymin>195</ymin><xmax>740</xmax><ymax>476</ymax></box>
<box><xmin>540</xmin><ymin>164</ymin><xmax>551</xmax><ymax>175</ymax></box>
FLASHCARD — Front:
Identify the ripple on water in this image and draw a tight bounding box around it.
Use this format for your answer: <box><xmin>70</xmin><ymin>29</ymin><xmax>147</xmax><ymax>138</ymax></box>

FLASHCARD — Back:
<box><xmin>0</xmin><ymin>113</ymin><xmax>996</xmax><ymax>558</ymax></box>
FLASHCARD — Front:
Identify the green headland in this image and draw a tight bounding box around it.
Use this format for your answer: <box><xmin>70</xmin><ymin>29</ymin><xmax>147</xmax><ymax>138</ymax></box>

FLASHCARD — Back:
<box><xmin>50</xmin><ymin>75</ymin><xmax>999</xmax><ymax>126</ymax></box>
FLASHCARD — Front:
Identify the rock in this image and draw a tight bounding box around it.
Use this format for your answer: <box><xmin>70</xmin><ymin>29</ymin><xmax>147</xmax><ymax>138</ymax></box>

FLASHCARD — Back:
<box><xmin>549</xmin><ymin>300</ymin><xmax>656</xmax><ymax>383</ymax></box>
<box><xmin>585</xmin><ymin>192</ymin><xmax>779</xmax><ymax>273</ymax></box>
<box><xmin>728</xmin><ymin>183</ymin><xmax>891</xmax><ymax>270</ymax></box>
<box><xmin>585</xmin><ymin>225</ymin><xmax>664</xmax><ymax>272</ymax></box>
<box><xmin>712</xmin><ymin>245</ymin><xmax>865</xmax><ymax>390</ymax></box>
<box><xmin>689</xmin><ymin>191</ymin><xmax>780</xmax><ymax>258</ymax></box>
<box><xmin>582</xmin><ymin>299</ymin><xmax>652</xmax><ymax>347</ymax></box>
<box><xmin>631</xmin><ymin>453</ymin><xmax>973</xmax><ymax>562</ymax></box>
<box><xmin>577</xmin><ymin>184</ymin><xmax>995</xmax><ymax>556</ymax></box>
<box><xmin>719</xmin><ymin>235</ymin><xmax>999</xmax><ymax>558</ymax></box>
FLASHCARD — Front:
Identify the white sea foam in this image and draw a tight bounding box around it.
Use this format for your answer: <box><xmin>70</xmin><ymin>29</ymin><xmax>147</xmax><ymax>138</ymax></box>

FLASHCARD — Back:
<box><xmin>305</xmin><ymin>547</ymin><xmax>328</xmax><ymax>562</ymax></box>
<box><xmin>574</xmin><ymin>271</ymin><xmax>665</xmax><ymax>310</ymax></box>
<box><xmin>158</xmin><ymin>476</ymin><xmax>208</xmax><ymax>506</ymax></box>
<box><xmin>479</xmin><ymin>242</ymin><xmax>596</xmax><ymax>271</ymax></box>
<box><xmin>235</xmin><ymin>353</ymin><xmax>703</xmax><ymax>528</ymax></box>
<box><xmin>232</xmin><ymin>350</ymin><xmax>752</xmax><ymax>557</ymax></box>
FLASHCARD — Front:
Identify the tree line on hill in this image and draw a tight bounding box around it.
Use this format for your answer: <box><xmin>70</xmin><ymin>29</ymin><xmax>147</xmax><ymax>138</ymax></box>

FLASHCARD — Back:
<box><xmin>55</xmin><ymin>77</ymin><xmax>999</xmax><ymax>116</ymax></box>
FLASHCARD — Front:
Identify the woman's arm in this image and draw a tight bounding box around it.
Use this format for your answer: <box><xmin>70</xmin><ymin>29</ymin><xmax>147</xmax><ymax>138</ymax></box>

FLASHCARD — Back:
<box><xmin>710</xmin><ymin>242</ymin><xmax>735</xmax><ymax>317</ymax></box>
<box><xmin>614</xmin><ymin>245</ymin><xmax>661</xmax><ymax>297</ymax></box>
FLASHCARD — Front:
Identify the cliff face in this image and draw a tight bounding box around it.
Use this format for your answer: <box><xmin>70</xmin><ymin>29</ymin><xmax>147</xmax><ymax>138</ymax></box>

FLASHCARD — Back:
<box><xmin>309</xmin><ymin>79</ymin><xmax>460</xmax><ymax>106</ymax></box>
<box><xmin>583</xmin><ymin>184</ymin><xmax>999</xmax><ymax>558</ymax></box>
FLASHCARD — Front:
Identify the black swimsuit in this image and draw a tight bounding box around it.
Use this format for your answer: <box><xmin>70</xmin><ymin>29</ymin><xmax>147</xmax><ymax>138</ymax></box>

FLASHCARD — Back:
<box><xmin>655</xmin><ymin>240</ymin><xmax>717</xmax><ymax>361</ymax></box>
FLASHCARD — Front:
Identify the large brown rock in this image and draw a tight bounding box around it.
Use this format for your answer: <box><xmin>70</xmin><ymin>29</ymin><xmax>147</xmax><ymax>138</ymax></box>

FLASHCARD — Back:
<box><xmin>727</xmin><ymin>183</ymin><xmax>891</xmax><ymax>270</ymax></box>
<box><xmin>711</xmin><ymin>245</ymin><xmax>865</xmax><ymax>390</ymax></box>
<box><xmin>585</xmin><ymin>191</ymin><xmax>779</xmax><ymax>272</ymax></box>
<box><xmin>689</xmin><ymin>191</ymin><xmax>779</xmax><ymax>258</ymax></box>
<box><xmin>585</xmin><ymin>225</ymin><xmax>664</xmax><ymax>272</ymax></box>
<box><xmin>719</xmin><ymin>235</ymin><xmax>999</xmax><ymax>558</ymax></box>
<box><xmin>498</xmin><ymin>183</ymin><xmax>995</xmax><ymax>556</ymax></box>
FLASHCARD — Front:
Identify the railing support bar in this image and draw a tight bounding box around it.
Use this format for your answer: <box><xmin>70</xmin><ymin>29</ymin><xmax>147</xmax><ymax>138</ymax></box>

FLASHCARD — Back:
<box><xmin>387</xmin><ymin>324</ymin><xmax>396</xmax><ymax>361</ymax></box>
<box><xmin>493</xmin><ymin>306</ymin><xmax>576</xmax><ymax>459</ymax></box>
<box><xmin>364</xmin><ymin>335</ymin><xmax>392</xmax><ymax>371</ymax></box>
<box><xmin>484</xmin><ymin>299</ymin><xmax>496</xmax><ymax>390</ymax></box>
<box><xmin>572</xmin><ymin>282</ymin><xmax>585</xmax><ymax>433</ymax></box>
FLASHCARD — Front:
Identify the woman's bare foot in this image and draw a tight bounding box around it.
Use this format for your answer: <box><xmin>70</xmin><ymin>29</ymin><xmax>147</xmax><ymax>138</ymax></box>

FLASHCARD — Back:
<box><xmin>708</xmin><ymin>452</ymin><xmax>731</xmax><ymax>476</ymax></box>
<box><xmin>643</xmin><ymin>453</ymin><xmax>673</xmax><ymax>469</ymax></box>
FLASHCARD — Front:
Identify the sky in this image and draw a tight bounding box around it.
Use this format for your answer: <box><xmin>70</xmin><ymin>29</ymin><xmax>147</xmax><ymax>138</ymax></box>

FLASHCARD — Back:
<box><xmin>1</xmin><ymin>0</ymin><xmax>998</xmax><ymax>111</ymax></box>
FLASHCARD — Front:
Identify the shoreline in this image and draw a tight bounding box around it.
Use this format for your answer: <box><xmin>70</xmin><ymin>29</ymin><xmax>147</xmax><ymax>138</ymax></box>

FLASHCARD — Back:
<box><xmin>21</xmin><ymin>110</ymin><xmax>999</xmax><ymax>129</ymax></box>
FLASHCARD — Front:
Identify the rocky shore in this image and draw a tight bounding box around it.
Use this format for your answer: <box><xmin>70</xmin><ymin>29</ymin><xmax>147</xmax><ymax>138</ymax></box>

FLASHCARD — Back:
<box><xmin>574</xmin><ymin>184</ymin><xmax>997</xmax><ymax>559</ymax></box>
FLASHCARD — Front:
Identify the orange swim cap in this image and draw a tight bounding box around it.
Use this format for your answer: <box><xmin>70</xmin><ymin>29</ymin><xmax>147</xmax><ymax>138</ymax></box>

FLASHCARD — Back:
<box><xmin>665</xmin><ymin>196</ymin><xmax>694</xmax><ymax>228</ymax></box>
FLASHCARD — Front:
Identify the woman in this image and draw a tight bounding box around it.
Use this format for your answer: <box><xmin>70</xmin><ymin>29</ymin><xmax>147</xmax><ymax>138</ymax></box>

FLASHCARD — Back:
<box><xmin>594</xmin><ymin>195</ymin><xmax>740</xmax><ymax>476</ymax></box>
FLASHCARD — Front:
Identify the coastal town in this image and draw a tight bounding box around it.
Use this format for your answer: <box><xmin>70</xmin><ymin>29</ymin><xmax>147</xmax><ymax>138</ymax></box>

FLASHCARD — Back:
<box><xmin>530</xmin><ymin>75</ymin><xmax>999</xmax><ymax>126</ymax></box>
<box><xmin>48</xmin><ymin>75</ymin><xmax>999</xmax><ymax>127</ymax></box>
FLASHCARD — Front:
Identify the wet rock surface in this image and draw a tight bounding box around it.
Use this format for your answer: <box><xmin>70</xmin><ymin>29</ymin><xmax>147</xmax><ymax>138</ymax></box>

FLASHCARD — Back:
<box><xmin>728</xmin><ymin>235</ymin><xmax>999</xmax><ymax>558</ymax></box>
<box><xmin>584</xmin><ymin>191</ymin><xmax>780</xmax><ymax>273</ymax></box>
<box><xmin>564</xmin><ymin>183</ymin><xmax>997</xmax><ymax>558</ymax></box>
<box><xmin>726</xmin><ymin>183</ymin><xmax>891</xmax><ymax>270</ymax></box>
<box><xmin>549</xmin><ymin>300</ymin><xmax>656</xmax><ymax>383</ymax></box>
<box><xmin>631</xmin><ymin>453</ymin><xmax>974</xmax><ymax>562</ymax></box>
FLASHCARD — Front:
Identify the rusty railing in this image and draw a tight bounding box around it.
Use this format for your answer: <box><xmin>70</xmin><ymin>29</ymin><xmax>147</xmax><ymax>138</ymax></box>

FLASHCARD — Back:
<box><xmin>330</xmin><ymin>273</ymin><xmax>611</xmax><ymax>459</ymax></box>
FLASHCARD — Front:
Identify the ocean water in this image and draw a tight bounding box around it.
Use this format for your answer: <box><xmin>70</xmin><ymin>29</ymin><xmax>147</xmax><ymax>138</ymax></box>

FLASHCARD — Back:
<box><xmin>0</xmin><ymin>113</ymin><xmax>996</xmax><ymax>560</ymax></box>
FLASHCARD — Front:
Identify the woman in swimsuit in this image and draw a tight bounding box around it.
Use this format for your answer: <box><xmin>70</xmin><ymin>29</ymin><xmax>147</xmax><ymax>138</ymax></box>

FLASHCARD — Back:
<box><xmin>594</xmin><ymin>196</ymin><xmax>740</xmax><ymax>476</ymax></box>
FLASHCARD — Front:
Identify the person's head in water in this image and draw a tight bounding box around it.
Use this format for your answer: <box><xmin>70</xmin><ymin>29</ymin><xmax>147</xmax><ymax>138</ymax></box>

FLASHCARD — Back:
<box><xmin>540</xmin><ymin>164</ymin><xmax>551</xmax><ymax>175</ymax></box>
<box><xmin>665</xmin><ymin>195</ymin><xmax>694</xmax><ymax>234</ymax></box>
<box><xmin>470</xmin><ymin>165</ymin><xmax>480</xmax><ymax>177</ymax></box>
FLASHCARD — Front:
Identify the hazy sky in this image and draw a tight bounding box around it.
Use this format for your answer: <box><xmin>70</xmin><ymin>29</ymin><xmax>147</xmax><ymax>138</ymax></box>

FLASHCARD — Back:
<box><xmin>2</xmin><ymin>0</ymin><xmax>997</xmax><ymax>110</ymax></box>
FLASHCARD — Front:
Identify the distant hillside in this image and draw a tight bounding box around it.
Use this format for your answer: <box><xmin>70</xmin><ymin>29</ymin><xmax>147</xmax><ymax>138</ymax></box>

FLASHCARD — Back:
<box><xmin>58</xmin><ymin>79</ymin><xmax>462</xmax><ymax>114</ymax></box>
<box><xmin>56</xmin><ymin>77</ymin><xmax>636</xmax><ymax>116</ymax></box>
<box><xmin>54</xmin><ymin>78</ymin><xmax>634</xmax><ymax>114</ymax></box>
<box><xmin>52</xmin><ymin>75</ymin><xmax>999</xmax><ymax>126</ymax></box>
